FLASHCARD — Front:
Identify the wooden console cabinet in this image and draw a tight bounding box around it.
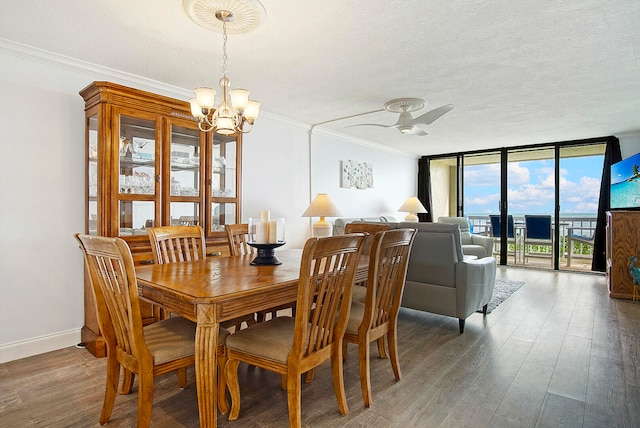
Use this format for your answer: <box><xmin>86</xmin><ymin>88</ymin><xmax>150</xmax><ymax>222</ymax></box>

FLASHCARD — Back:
<box><xmin>80</xmin><ymin>81</ymin><xmax>243</xmax><ymax>356</ymax></box>
<box><xmin>606</xmin><ymin>210</ymin><xmax>640</xmax><ymax>299</ymax></box>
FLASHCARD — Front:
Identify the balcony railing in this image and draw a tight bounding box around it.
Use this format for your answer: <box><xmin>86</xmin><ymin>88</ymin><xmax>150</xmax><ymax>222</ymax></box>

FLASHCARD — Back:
<box><xmin>467</xmin><ymin>215</ymin><xmax>596</xmax><ymax>270</ymax></box>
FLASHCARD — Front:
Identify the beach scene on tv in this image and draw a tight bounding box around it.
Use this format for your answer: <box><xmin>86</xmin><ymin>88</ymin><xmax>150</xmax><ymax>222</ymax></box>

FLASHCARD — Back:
<box><xmin>611</xmin><ymin>152</ymin><xmax>640</xmax><ymax>209</ymax></box>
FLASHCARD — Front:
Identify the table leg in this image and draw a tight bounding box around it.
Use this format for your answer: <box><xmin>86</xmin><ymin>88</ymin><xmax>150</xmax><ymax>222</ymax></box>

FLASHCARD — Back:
<box><xmin>196</xmin><ymin>303</ymin><xmax>218</xmax><ymax>428</ymax></box>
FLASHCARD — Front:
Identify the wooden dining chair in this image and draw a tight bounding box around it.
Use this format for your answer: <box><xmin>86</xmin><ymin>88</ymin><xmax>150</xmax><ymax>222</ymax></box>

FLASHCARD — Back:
<box><xmin>224</xmin><ymin>233</ymin><xmax>367</xmax><ymax>428</ymax></box>
<box><xmin>225</xmin><ymin>223</ymin><xmax>293</xmax><ymax>322</ymax></box>
<box><xmin>74</xmin><ymin>233</ymin><xmax>231</xmax><ymax>426</ymax></box>
<box><xmin>342</xmin><ymin>228</ymin><xmax>416</xmax><ymax>408</ymax></box>
<box><xmin>343</xmin><ymin>222</ymin><xmax>390</xmax><ymax>255</ymax></box>
<box><xmin>147</xmin><ymin>225</ymin><xmax>207</xmax><ymax>264</ymax></box>
<box><xmin>343</xmin><ymin>222</ymin><xmax>390</xmax><ymax>302</ymax></box>
<box><xmin>148</xmin><ymin>225</ymin><xmax>255</xmax><ymax>332</ymax></box>
<box><xmin>225</xmin><ymin>223</ymin><xmax>256</xmax><ymax>257</ymax></box>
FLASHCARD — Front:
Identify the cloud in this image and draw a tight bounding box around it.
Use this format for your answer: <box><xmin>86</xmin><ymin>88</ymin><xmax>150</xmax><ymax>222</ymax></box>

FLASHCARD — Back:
<box><xmin>462</xmin><ymin>157</ymin><xmax>603</xmax><ymax>214</ymax></box>
<box><xmin>464</xmin><ymin>163</ymin><xmax>500</xmax><ymax>187</ymax></box>
<box><xmin>508</xmin><ymin>163</ymin><xmax>530</xmax><ymax>185</ymax></box>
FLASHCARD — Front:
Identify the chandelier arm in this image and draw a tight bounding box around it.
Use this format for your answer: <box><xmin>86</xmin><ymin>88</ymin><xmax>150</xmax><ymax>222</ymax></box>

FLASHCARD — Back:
<box><xmin>198</xmin><ymin>121</ymin><xmax>213</xmax><ymax>132</ymax></box>
<box><xmin>237</xmin><ymin>123</ymin><xmax>253</xmax><ymax>134</ymax></box>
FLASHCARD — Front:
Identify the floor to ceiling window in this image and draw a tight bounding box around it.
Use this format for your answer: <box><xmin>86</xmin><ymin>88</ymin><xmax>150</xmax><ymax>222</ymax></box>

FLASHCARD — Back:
<box><xmin>428</xmin><ymin>140</ymin><xmax>606</xmax><ymax>271</ymax></box>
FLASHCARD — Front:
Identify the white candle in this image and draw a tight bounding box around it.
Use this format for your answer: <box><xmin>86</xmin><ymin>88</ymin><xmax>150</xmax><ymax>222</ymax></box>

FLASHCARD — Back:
<box><xmin>260</xmin><ymin>210</ymin><xmax>270</xmax><ymax>223</ymax></box>
<box><xmin>268</xmin><ymin>220</ymin><xmax>278</xmax><ymax>243</ymax></box>
<box><xmin>256</xmin><ymin>221</ymin><xmax>268</xmax><ymax>244</ymax></box>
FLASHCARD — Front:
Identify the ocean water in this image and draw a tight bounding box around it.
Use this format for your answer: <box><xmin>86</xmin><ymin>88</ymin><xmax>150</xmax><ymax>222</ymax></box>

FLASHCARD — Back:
<box><xmin>611</xmin><ymin>180</ymin><xmax>640</xmax><ymax>209</ymax></box>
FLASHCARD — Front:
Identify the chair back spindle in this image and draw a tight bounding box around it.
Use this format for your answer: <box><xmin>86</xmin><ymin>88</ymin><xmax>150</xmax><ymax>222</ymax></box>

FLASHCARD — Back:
<box><xmin>147</xmin><ymin>225</ymin><xmax>206</xmax><ymax>264</ymax></box>
<box><xmin>225</xmin><ymin>224</ymin><xmax>256</xmax><ymax>256</ymax></box>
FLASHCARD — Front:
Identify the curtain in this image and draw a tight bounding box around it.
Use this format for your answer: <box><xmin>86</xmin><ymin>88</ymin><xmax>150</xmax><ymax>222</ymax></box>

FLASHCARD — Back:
<box><xmin>592</xmin><ymin>137</ymin><xmax>621</xmax><ymax>271</ymax></box>
<box><xmin>418</xmin><ymin>157</ymin><xmax>433</xmax><ymax>222</ymax></box>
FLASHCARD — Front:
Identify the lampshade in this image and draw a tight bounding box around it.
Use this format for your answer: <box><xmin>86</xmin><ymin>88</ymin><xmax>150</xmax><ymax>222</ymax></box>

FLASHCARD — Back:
<box><xmin>398</xmin><ymin>196</ymin><xmax>427</xmax><ymax>223</ymax></box>
<box><xmin>302</xmin><ymin>193</ymin><xmax>342</xmax><ymax>237</ymax></box>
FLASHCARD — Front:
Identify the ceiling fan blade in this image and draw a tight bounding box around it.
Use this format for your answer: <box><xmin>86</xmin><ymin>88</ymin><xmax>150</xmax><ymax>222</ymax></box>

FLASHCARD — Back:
<box><xmin>408</xmin><ymin>126</ymin><xmax>428</xmax><ymax>136</ymax></box>
<box><xmin>409</xmin><ymin>104</ymin><xmax>455</xmax><ymax>126</ymax></box>
<box><xmin>345</xmin><ymin>123</ymin><xmax>394</xmax><ymax>129</ymax></box>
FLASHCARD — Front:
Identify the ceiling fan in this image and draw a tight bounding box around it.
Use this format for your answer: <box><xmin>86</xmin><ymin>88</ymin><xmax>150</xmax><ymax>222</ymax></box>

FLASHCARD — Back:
<box><xmin>346</xmin><ymin>98</ymin><xmax>454</xmax><ymax>136</ymax></box>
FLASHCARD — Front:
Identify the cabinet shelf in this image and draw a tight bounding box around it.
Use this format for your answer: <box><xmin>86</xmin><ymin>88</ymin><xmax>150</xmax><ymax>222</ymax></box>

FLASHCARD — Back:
<box><xmin>119</xmin><ymin>156</ymin><xmax>155</xmax><ymax>167</ymax></box>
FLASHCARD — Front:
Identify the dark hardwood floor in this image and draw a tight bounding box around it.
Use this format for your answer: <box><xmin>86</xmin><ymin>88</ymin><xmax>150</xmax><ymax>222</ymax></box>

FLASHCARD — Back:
<box><xmin>2</xmin><ymin>267</ymin><xmax>639</xmax><ymax>427</ymax></box>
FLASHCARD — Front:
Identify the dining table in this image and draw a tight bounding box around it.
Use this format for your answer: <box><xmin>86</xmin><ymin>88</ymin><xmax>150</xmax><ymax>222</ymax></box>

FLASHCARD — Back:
<box><xmin>135</xmin><ymin>248</ymin><xmax>369</xmax><ymax>428</ymax></box>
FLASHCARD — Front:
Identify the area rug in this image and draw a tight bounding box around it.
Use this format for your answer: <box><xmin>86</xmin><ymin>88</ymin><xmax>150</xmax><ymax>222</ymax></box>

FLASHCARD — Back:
<box><xmin>479</xmin><ymin>279</ymin><xmax>525</xmax><ymax>313</ymax></box>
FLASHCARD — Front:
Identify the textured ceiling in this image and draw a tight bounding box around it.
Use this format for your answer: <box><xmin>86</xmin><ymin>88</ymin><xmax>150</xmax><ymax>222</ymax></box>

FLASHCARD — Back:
<box><xmin>1</xmin><ymin>0</ymin><xmax>639</xmax><ymax>156</ymax></box>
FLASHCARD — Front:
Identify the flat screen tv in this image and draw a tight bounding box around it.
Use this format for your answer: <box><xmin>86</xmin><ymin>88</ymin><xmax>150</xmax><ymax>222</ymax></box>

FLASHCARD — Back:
<box><xmin>611</xmin><ymin>151</ymin><xmax>640</xmax><ymax>209</ymax></box>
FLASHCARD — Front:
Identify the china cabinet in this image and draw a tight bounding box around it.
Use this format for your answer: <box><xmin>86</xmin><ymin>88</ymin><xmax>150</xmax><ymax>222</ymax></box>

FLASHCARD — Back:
<box><xmin>80</xmin><ymin>81</ymin><xmax>242</xmax><ymax>356</ymax></box>
<box><xmin>606</xmin><ymin>210</ymin><xmax>640</xmax><ymax>299</ymax></box>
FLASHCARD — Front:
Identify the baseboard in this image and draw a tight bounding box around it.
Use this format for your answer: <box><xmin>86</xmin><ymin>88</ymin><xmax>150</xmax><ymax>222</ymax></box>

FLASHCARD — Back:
<box><xmin>0</xmin><ymin>329</ymin><xmax>81</xmax><ymax>363</ymax></box>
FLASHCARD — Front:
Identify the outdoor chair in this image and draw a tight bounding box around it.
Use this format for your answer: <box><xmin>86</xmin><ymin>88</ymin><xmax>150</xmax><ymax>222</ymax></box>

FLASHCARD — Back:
<box><xmin>489</xmin><ymin>215</ymin><xmax>521</xmax><ymax>263</ymax></box>
<box><xmin>567</xmin><ymin>228</ymin><xmax>595</xmax><ymax>266</ymax></box>
<box><xmin>523</xmin><ymin>215</ymin><xmax>553</xmax><ymax>264</ymax></box>
<box><xmin>224</xmin><ymin>233</ymin><xmax>366</xmax><ymax>428</ymax></box>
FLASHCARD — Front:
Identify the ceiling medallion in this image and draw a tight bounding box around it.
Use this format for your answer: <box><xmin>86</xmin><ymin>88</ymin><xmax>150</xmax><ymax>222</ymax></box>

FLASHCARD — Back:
<box><xmin>183</xmin><ymin>0</ymin><xmax>266</xmax><ymax>34</ymax></box>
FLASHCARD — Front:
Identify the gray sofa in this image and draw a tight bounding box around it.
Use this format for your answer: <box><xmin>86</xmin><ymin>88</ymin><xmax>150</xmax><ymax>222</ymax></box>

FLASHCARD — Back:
<box><xmin>333</xmin><ymin>216</ymin><xmax>396</xmax><ymax>235</ymax></box>
<box><xmin>437</xmin><ymin>216</ymin><xmax>494</xmax><ymax>258</ymax></box>
<box><xmin>338</xmin><ymin>219</ymin><xmax>496</xmax><ymax>333</ymax></box>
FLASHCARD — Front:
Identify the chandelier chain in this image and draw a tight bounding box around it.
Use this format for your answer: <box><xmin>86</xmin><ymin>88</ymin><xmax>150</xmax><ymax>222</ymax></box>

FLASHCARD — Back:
<box><xmin>222</xmin><ymin>21</ymin><xmax>228</xmax><ymax>78</ymax></box>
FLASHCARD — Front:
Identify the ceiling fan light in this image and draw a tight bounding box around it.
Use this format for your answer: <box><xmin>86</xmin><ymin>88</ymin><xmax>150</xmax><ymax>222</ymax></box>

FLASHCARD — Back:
<box><xmin>399</xmin><ymin>126</ymin><xmax>413</xmax><ymax>134</ymax></box>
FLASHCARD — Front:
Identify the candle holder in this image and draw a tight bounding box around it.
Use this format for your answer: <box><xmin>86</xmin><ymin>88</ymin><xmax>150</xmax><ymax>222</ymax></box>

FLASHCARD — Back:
<box><xmin>247</xmin><ymin>241</ymin><xmax>286</xmax><ymax>265</ymax></box>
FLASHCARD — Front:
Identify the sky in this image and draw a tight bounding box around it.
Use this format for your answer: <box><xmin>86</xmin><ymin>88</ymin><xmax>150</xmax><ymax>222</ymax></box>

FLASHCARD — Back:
<box><xmin>464</xmin><ymin>155</ymin><xmax>604</xmax><ymax>215</ymax></box>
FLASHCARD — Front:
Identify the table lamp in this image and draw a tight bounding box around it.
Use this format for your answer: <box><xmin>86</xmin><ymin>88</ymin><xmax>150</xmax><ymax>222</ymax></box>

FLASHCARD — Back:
<box><xmin>302</xmin><ymin>193</ymin><xmax>342</xmax><ymax>237</ymax></box>
<box><xmin>398</xmin><ymin>196</ymin><xmax>427</xmax><ymax>223</ymax></box>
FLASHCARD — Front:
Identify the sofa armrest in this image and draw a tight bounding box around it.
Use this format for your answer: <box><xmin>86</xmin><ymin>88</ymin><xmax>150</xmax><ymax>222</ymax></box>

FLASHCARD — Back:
<box><xmin>454</xmin><ymin>257</ymin><xmax>497</xmax><ymax>318</ymax></box>
<box><xmin>471</xmin><ymin>234</ymin><xmax>494</xmax><ymax>258</ymax></box>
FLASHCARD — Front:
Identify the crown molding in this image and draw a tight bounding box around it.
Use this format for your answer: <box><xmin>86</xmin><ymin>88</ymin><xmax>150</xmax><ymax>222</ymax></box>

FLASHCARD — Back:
<box><xmin>0</xmin><ymin>38</ymin><xmax>193</xmax><ymax>100</ymax></box>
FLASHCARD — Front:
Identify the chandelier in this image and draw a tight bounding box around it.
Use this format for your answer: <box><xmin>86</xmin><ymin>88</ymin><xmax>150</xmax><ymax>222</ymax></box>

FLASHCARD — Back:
<box><xmin>183</xmin><ymin>0</ymin><xmax>266</xmax><ymax>135</ymax></box>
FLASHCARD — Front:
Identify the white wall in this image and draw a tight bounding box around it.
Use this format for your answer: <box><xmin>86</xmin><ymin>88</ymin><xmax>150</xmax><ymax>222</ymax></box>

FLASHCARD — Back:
<box><xmin>0</xmin><ymin>41</ymin><xmax>416</xmax><ymax>362</ymax></box>
<box><xmin>618</xmin><ymin>132</ymin><xmax>640</xmax><ymax>159</ymax></box>
<box><xmin>309</xmin><ymin>129</ymin><xmax>418</xmax><ymax>220</ymax></box>
<box><xmin>241</xmin><ymin>115</ymin><xmax>312</xmax><ymax>249</ymax></box>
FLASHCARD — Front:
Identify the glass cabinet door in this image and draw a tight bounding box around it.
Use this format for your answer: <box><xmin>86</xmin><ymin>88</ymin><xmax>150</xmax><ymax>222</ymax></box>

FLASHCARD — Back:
<box><xmin>210</xmin><ymin>134</ymin><xmax>239</xmax><ymax>231</ymax></box>
<box><xmin>117</xmin><ymin>113</ymin><xmax>158</xmax><ymax>236</ymax></box>
<box><xmin>87</xmin><ymin>113</ymin><xmax>99</xmax><ymax>235</ymax></box>
<box><xmin>168</xmin><ymin>122</ymin><xmax>203</xmax><ymax>227</ymax></box>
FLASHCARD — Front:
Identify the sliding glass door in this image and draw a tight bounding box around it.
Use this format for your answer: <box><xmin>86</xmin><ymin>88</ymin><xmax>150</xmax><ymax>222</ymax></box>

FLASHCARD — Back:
<box><xmin>428</xmin><ymin>140</ymin><xmax>606</xmax><ymax>271</ymax></box>
<box><xmin>558</xmin><ymin>145</ymin><xmax>605</xmax><ymax>271</ymax></box>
